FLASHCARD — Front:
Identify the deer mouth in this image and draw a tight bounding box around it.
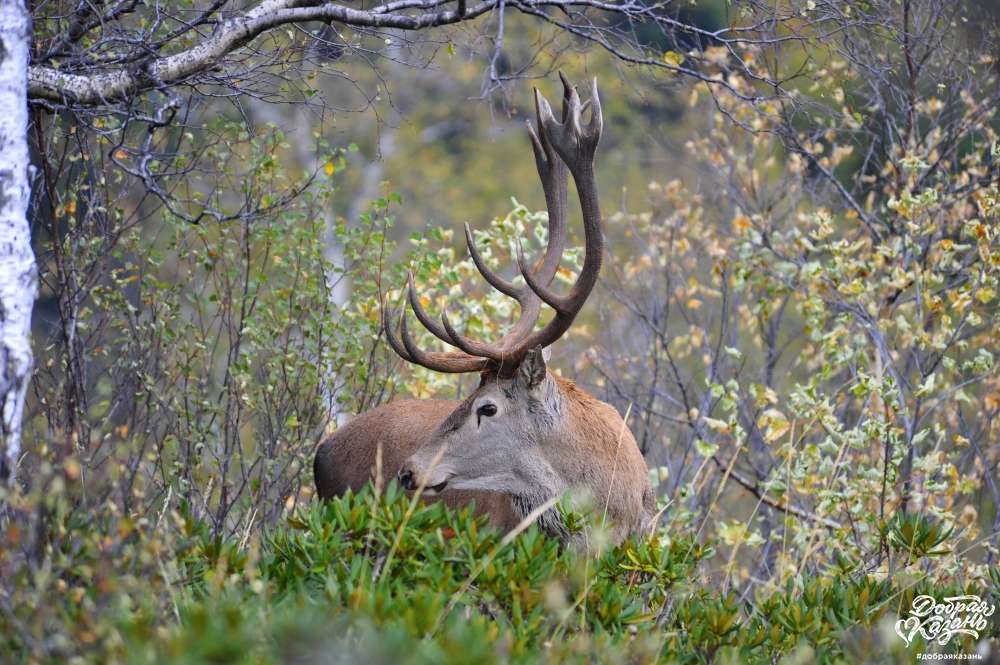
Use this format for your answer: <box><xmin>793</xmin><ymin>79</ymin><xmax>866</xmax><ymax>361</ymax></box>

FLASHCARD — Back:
<box><xmin>424</xmin><ymin>479</ymin><xmax>449</xmax><ymax>495</ymax></box>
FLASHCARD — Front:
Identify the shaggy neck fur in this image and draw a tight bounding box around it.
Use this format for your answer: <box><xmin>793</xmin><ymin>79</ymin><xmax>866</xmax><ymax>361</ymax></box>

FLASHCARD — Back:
<box><xmin>510</xmin><ymin>493</ymin><xmax>569</xmax><ymax>541</ymax></box>
<box><xmin>504</xmin><ymin>372</ymin><xmax>651</xmax><ymax>543</ymax></box>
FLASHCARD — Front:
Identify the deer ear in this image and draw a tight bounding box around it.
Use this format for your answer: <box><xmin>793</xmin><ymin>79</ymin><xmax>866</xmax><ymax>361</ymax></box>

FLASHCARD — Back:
<box><xmin>517</xmin><ymin>346</ymin><xmax>547</xmax><ymax>389</ymax></box>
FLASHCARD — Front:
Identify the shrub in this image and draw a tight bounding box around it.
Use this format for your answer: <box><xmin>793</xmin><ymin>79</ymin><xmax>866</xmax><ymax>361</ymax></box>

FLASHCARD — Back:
<box><xmin>6</xmin><ymin>487</ymin><xmax>992</xmax><ymax>664</ymax></box>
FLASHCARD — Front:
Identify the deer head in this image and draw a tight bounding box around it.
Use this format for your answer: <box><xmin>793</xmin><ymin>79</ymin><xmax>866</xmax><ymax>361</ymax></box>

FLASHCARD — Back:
<box><xmin>386</xmin><ymin>76</ymin><xmax>649</xmax><ymax>538</ymax></box>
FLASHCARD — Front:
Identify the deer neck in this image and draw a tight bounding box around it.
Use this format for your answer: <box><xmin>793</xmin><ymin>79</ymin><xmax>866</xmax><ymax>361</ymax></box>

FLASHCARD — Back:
<box><xmin>506</xmin><ymin>376</ymin><xmax>574</xmax><ymax>540</ymax></box>
<box><xmin>512</xmin><ymin>375</ymin><xmax>645</xmax><ymax>543</ymax></box>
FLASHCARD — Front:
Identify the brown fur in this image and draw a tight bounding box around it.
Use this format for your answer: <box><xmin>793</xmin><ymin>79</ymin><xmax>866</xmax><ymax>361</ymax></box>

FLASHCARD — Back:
<box><xmin>554</xmin><ymin>375</ymin><xmax>654</xmax><ymax>538</ymax></box>
<box><xmin>313</xmin><ymin>399</ymin><xmax>520</xmax><ymax>531</ymax></box>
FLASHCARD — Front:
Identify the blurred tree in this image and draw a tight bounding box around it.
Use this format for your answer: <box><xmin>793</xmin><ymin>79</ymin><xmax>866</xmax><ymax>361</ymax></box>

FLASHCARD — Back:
<box><xmin>3</xmin><ymin>0</ymin><xmax>803</xmax><ymax>485</ymax></box>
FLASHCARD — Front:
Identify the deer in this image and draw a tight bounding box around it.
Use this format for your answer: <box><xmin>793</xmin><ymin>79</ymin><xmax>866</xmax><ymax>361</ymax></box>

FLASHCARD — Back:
<box><xmin>314</xmin><ymin>75</ymin><xmax>653</xmax><ymax>543</ymax></box>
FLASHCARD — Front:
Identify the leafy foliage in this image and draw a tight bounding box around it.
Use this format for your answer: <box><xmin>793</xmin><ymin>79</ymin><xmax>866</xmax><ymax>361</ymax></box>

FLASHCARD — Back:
<box><xmin>5</xmin><ymin>1</ymin><xmax>1000</xmax><ymax>662</ymax></box>
<box><xmin>5</xmin><ymin>488</ymin><xmax>996</xmax><ymax>663</ymax></box>
<box><xmin>587</xmin><ymin>8</ymin><xmax>1000</xmax><ymax>597</ymax></box>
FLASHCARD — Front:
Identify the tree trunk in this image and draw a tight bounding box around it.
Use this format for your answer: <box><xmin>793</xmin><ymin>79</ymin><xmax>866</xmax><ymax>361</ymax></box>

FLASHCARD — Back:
<box><xmin>0</xmin><ymin>0</ymin><xmax>36</xmax><ymax>481</ymax></box>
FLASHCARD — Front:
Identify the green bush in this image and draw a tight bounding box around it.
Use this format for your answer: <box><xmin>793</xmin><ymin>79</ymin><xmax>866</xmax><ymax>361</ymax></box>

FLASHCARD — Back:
<box><xmin>5</xmin><ymin>486</ymin><xmax>987</xmax><ymax>664</ymax></box>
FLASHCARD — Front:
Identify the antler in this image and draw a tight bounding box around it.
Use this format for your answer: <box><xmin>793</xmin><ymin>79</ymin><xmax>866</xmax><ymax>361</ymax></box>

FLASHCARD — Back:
<box><xmin>384</xmin><ymin>74</ymin><xmax>603</xmax><ymax>376</ymax></box>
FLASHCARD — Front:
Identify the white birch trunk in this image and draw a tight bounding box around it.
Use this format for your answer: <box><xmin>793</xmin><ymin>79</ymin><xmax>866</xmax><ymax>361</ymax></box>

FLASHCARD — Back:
<box><xmin>0</xmin><ymin>0</ymin><xmax>36</xmax><ymax>479</ymax></box>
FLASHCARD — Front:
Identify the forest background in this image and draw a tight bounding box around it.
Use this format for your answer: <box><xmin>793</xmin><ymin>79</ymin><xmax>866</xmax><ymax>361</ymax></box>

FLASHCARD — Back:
<box><xmin>0</xmin><ymin>0</ymin><xmax>998</xmax><ymax>662</ymax></box>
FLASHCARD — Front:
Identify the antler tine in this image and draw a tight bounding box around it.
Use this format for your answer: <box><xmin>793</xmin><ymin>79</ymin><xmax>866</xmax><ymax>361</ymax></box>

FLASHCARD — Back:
<box><xmin>558</xmin><ymin>71</ymin><xmax>574</xmax><ymax>122</ymax></box>
<box><xmin>382</xmin><ymin>300</ymin><xmax>415</xmax><ymax>363</ymax></box>
<box><xmin>526</xmin><ymin>76</ymin><xmax>571</xmax><ymax>285</ymax></box>
<box><xmin>440</xmin><ymin>306</ymin><xmax>505</xmax><ymax>360</ymax></box>
<box><xmin>463</xmin><ymin>223</ymin><xmax>520</xmax><ymax>299</ymax></box>
<box><xmin>514</xmin><ymin>238</ymin><xmax>565</xmax><ymax>311</ymax></box>
<box><xmin>587</xmin><ymin>77</ymin><xmax>603</xmax><ymax>138</ymax></box>
<box><xmin>406</xmin><ymin>271</ymin><xmax>458</xmax><ymax>345</ymax></box>
<box><xmin>398</xmin><ymin>303</ymin><xmax>489</xmax><ymax>373</ymax></box>
<box><xmin>388</xmin><ymin>253</ymin><xmax>524</xmax><ymax>373</ymax></box>
<box><xmin>383</xmin><ymin>293</ymin><xmax>490</xmax><ymax>373</ymax></box>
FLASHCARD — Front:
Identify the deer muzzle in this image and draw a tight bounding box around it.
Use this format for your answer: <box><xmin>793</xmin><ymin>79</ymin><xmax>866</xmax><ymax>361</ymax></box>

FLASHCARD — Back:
<box><xmin>397</xmin><ymin>466</ymin><xmax>449</xmax><ymax>494</ymax></box>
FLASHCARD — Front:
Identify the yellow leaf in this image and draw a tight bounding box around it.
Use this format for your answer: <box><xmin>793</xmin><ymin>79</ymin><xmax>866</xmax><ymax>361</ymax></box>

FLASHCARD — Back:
<box><xmin>759</xmin><ymin>408</ymin><xmax>790</xmax><ymax>443</ymax></box>
<box><xmin>662</xmin><ymin>51</ymin><xmax>685</xmax><ymax>67</ymax></box>
<box><xmin>324</xmin><ymin>161</ymin><xmax>335</xmax><ymax>176</ymax></box>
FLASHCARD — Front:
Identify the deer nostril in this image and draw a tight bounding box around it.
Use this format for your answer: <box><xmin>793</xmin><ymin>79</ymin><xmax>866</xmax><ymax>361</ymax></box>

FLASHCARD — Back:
<box><xmin>398</xmin><ymin>468</ymin><xmax>416</xmax><ymax>491</ymax></box>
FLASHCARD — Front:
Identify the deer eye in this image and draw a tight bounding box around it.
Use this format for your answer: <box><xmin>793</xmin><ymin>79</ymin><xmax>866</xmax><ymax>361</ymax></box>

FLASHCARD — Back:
<box><xmin>476</xmin><ymin>403</ymin><xmax>497</xmax><ymax>422</ymax></box>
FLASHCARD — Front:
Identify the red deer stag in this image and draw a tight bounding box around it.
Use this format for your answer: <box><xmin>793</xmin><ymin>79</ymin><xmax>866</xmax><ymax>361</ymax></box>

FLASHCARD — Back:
<box><xmin>313</xmin><ymin>75</ymin><xmax>574</xmax><ymax>531</ymax></box>
<box><xmin>314</xmin><ymin>76</ymin><xmax>652</xmax><ymax>542</ymax></box>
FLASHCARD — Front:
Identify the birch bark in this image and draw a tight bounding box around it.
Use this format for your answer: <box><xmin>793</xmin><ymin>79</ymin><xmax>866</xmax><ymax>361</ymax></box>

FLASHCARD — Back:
<box><xmin>0</xmin><ymin>0</ymin><xmax>36</xmax><ymax>480</ymax></box>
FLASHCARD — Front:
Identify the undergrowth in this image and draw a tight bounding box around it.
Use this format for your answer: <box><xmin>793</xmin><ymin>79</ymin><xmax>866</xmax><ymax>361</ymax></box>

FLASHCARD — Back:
<box><xmin>5</xmin><ymin>485</ymin><xmax>995</xmax><ymax>664</ymax></box>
